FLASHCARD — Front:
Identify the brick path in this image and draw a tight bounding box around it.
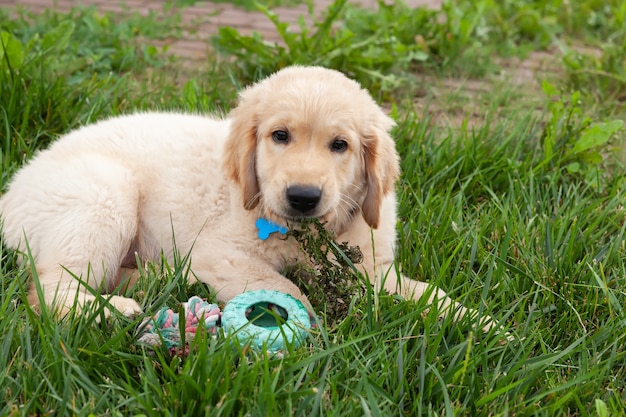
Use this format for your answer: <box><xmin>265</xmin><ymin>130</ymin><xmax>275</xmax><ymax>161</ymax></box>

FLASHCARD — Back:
<box><xmin>1</xmin><ymin>0</ymin><xmax>443</xmax><ymax>60</ymax></box>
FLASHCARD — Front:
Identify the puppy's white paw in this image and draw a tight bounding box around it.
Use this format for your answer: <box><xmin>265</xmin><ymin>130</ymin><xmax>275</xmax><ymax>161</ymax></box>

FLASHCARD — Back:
<box><xmin>107</xmin><ymin>295</ymin><xmax>142</xmax><ymax>317</ymax></box>
<box><xmin>473</xmin><ymin>313</ymin><xmax>514</xmax><ymax>342</ymax></box>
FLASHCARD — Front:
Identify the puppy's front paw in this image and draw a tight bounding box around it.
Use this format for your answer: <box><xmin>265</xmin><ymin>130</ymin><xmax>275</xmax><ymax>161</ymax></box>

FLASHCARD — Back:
<box><xmin>107</xmin><ymin>295</ymin><xmax>142</xmax><ymax>318</ymax></box>
<box><xmin>473</xmin><ymin>313</ymin><xmax>514</xmax><ymax>342</ymax></box>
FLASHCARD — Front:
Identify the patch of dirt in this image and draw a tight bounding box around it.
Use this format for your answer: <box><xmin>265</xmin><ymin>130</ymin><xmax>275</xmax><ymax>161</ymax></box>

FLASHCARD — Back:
<box><xmin>414</xmin><ymin>49</ymin><xmax>564</xmax><ymax>128</ymax></box>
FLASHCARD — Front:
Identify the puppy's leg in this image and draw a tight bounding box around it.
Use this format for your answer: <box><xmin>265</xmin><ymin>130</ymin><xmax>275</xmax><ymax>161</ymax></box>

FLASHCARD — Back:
<box><xmin>377</xmin><ymin>267</ymin><xmax>496</xmax><ymax>332</ymax></box>
<box><xmin>189</xmin><ymin>253</ymin><xmax>312</xmax><ymax>311</ymax></box>
<box><xmin>351</xmin><ymin>204</ymin><xmax>498</xmax><ymax>333</ymax></box>
<box><xmin>4</xmin><ymin>156</ymin><xmax>142</xmax><ymax>318</ymax></box>
<box><xmin>28</xmin><ymin>265</ymin><xmax>142</xmax><ymax>318</ymax></box>
<box><xmin>29</xmin><ymin>219</ymin><xmax>142</xmax><ymax>318</ymax></box>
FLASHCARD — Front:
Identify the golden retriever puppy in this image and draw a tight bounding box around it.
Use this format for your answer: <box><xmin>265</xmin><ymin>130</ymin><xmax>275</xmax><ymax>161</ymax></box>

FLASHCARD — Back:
<box><xmin>0</xmin><ymin>66</ymin><xmax>492</xmax><ymax>329</ymax></box>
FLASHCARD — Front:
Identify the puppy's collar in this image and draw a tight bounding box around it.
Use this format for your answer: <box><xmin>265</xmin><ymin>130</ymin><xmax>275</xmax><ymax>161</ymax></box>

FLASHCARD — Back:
<box><xmin>256</xmin><ymin>218</ymin><xmax>288</xmax><ymax>240</ymax></box>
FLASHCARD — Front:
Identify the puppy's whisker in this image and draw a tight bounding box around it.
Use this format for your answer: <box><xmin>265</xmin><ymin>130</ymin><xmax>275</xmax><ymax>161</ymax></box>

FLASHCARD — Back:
<box><xmin>337</xmin><ymin>200</ymin><xmax>353</xmax><ymax>219</ymax></box>
<box><xmin>337</xmin><ymin>195</ymin><xmax>359</xmax><ymax>224</ymax></box>
<box><xmin>340</xmin><ymin>194</ymin><xmax>359</xmax><ymax>209</ymax></box>
<box><xmin>339</xmin><ymin>194</ymin><xmax>360</xmax><ymax>214</ymax></box>
<box><xmin>249</xmin><ymin>191</ymin><xmax>263</xmax><ymax>207</ymax></box>
<box><xmin>346</xmin><ymin>183</ymin><xmax>364</xmax><ymax>194</ymax></box>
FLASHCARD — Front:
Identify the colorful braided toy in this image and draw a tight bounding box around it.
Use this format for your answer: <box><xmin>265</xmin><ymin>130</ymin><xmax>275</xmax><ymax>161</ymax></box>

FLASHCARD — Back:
<box><xmin>137</xmin><ymin>296</ymin><xmax>221</xmax><ymax>351</ymax></box>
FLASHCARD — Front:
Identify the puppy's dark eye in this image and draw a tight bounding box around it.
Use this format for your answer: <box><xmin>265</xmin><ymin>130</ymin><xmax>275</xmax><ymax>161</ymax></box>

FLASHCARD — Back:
<box><xmin>272</xmin><ymin>130</ymin><xmax>290</xmax><ymax>144</ymax></box>
<box><xmin>330</xmin><ymin>139</ymin><xmax>348</xmax><ymax>153</ymax></box>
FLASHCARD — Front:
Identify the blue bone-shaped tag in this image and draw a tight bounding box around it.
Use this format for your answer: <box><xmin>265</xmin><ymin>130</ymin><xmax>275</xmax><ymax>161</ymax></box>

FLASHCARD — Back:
<box><xmin>256</xmin><ymin>218</ymin><xmax>288</xmax><ymax>240</ymax></box>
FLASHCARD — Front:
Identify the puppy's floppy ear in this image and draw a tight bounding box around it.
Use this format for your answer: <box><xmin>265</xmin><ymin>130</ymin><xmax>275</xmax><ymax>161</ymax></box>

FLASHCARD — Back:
<box><xmin>223</xmin><ymin>90</ymin><xmax>261</xmax><ymax>210</ymax></box>
<box><xmin>361</xmin><ymin>112</ymin><xmax>400</xmax><ymax>229</ymax></box>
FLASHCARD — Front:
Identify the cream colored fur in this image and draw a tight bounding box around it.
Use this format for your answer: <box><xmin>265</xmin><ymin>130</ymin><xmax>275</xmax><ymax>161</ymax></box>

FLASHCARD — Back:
<box><xmin>0</xmin><ymin>66</ymin><xmax>491</xmax><ymax>329</ymax></box>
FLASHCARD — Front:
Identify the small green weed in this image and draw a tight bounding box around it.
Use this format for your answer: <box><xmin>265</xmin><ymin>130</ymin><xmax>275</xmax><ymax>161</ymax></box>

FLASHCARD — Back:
<box><xmin>536</xmin><ymin>80</ymin><xmax>624</xmax><ymax>188</ymax></box>
<box><xmin>213</xmin><ymin>0</ymin><xmax>446</xmax><ymax>94</ymax></box>
<box><xmin>562</xmin><ymin>44</ymin><xmax>626</xmax><ymax>116</ymax></box>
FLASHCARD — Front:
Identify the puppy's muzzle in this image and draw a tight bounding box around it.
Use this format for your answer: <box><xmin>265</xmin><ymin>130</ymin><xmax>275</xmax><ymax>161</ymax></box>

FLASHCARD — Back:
<box><xmin>286</xmin><ymin>185</ymin><xmax>322</xmax><ymax>215</ymax></box>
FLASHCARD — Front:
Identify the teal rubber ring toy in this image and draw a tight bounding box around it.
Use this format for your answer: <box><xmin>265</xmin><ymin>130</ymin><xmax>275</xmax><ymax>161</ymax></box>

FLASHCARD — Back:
<box><xmin>221</xmin><ymin>290</ymin><xmax>311</xmax><ymax>351</ymax></box>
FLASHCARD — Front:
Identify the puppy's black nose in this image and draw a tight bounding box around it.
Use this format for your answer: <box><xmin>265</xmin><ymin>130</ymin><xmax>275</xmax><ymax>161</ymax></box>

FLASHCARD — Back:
<box><xmin>286</xmin><ymin>185</ymin><xmax>322</xmax><ymax>213</ymax></box>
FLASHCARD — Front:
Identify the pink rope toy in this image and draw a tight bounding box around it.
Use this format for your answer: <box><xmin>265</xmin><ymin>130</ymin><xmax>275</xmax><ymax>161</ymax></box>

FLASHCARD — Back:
<box><xmin>137</xmin><ymin>296</ymin><xmax>221</xmax><ymax>351</ymax></box>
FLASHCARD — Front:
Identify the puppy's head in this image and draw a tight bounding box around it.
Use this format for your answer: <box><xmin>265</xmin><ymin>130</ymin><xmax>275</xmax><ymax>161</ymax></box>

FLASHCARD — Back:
<box><xmin>223</xmin><ymin>66</ymin><xmax>399</xmax><ymax>230</ymax></box>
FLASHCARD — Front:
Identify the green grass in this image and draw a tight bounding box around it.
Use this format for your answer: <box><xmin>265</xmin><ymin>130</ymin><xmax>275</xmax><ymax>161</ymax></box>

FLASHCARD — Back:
<box><xmin>2</xmin><ymin>0</ymin><xmax>626</xmax><ymax>415</ymax></box>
